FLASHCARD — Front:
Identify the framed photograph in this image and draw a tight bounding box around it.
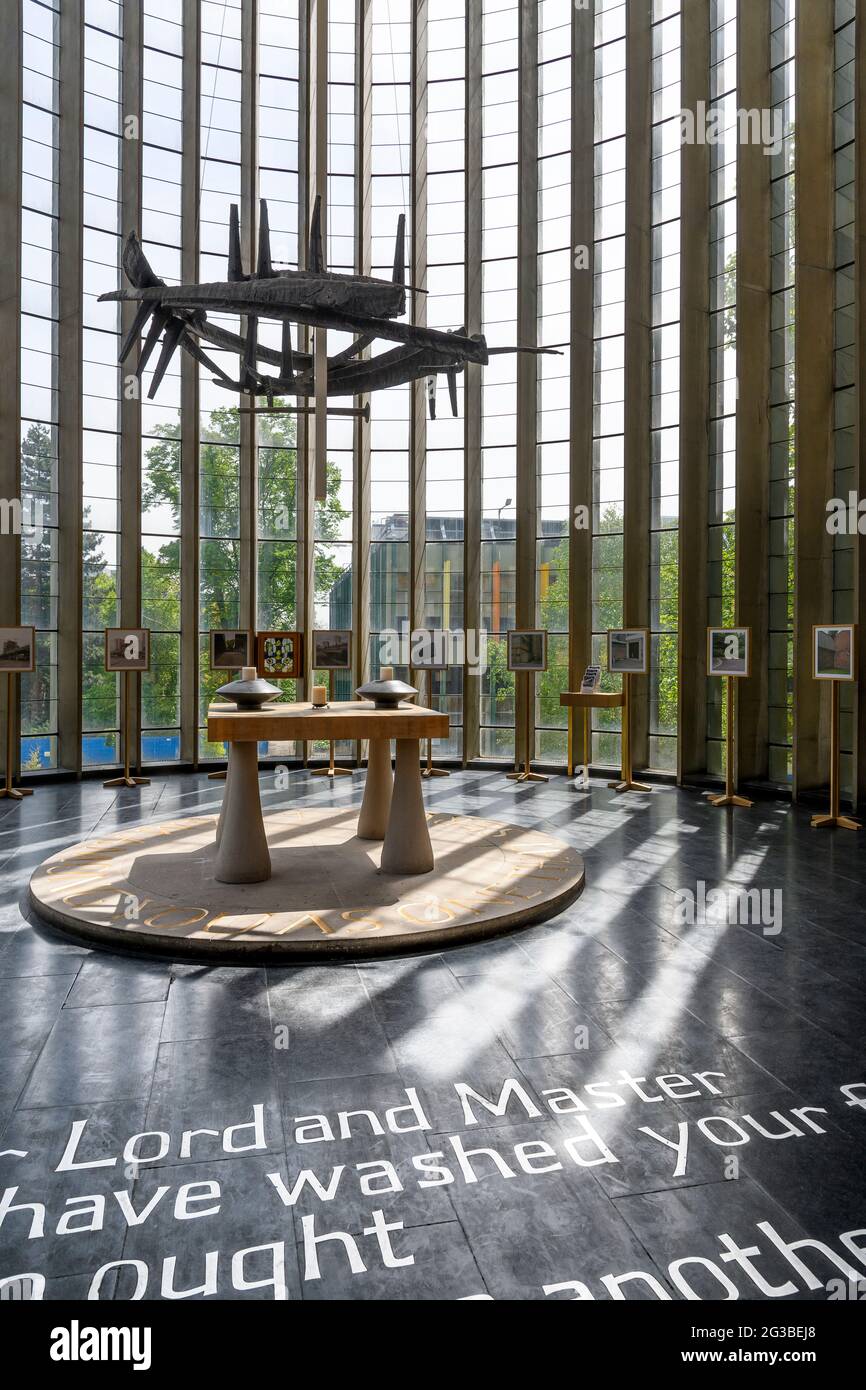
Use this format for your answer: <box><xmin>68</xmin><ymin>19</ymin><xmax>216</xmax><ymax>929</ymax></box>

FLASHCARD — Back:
<box><xmin>813</xmin><ymin>624</ymin><xmax>856</xmax><ymax>681</ymax></box>
<box><xmin>409</xmin><ymin>628</ymin><xmax>449</xmax><ymax>670</ymax></box>
<box><xmin>105</xmin><ymin>628</ymin><xmax>150</xmax><ymax>673</ymax></box>
<box><xmin>507</xmin><ymin>629</ymin><xmax>548</xmax><ymax>672</ymax></box>
<box><xmin>312</xmin><ymin>629</ymin><xmax>352</xmax><ymax>671</ymax></box>
<box><xmin>0</xmin><ymin>625</ymin><xmax>36</xmax><ymax>673</ymax></box>
<box><xmin>707</xmin><ymin>626</ymin><xmax>751</xmax><ymax>678</ymax></box>
<box><xmin>257</xmin><ymin>630</ymin><xmax>303</xmax><ymax>680</ymax></box>
<box><xmin>608</xmin><ymin>628</ymin><xmax>649</xmax><ymax>676</ymax></box>
<box><xmin>210</xmin><ymin>629</ymin><xmax>253</xmax><ymax>671</ymax></box>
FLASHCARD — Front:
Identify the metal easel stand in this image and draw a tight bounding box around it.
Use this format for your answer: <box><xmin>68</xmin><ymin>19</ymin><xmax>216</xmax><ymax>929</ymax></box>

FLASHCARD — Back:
<box><xmin>811</xmin><ymin>679</ymin><xmax>860</xmax><ymax>830</ymax></box>
<box><xmin>507</xmin><ymin>670</ymin><xmax>548</xmax><ymax>783</ymax></box>
<box><xmin>608</xmin><ymin>673</ymin><xmax>651</xmax><ymax>794</ymax></box>
<box><xmin>704</xmin><ymin>675</ymin><xmax>752</xmax><ymax>809</ymax></box>
<box><xmin>0</xmin><ymin>670</ymin><xmax>33</xmax><ymax>800</ymax></box>
<box><xmin>104</xmin><ymin>670</ymin><xmax>150</xmax><ymax>788</ymax></box>
<box><xmin>420</xmin><ymin>668</ymin><xmax>449</xmax><ymax>779</ymax></box>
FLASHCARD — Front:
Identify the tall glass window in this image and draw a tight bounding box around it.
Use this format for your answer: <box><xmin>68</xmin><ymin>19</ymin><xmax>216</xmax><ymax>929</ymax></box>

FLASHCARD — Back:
<box><xmin>198</xmin><ymin>0</ymin><xmax>243</xmax><ymax>760</ymax></box>
<box><xmin>768</xmin><ymin>0</ymin><xmax>796</xmax><ymax>786</ymax></box>
<box><xmin>257</xmin><ymin>0</ymin><xmax>299</xmax><ymax>274</ymax></box>
<box><xmin>140</xmin><ymin>0</ymin><xmax>183</xmax><ymax>764</ymax></box>
<box><xmin>19</xmin><ymin>0</ymin><xmax>61</xmax><ymax>772</ymax></box>
<box><xmin>833</xmin><ymin>0</ymin><xmax>855</xmax><ymax>796</ymax></box>
<box><xmin>706</xmin><ymin>0</ymin><xmax>737</xmax><ymax>775</ymax></box>
<box><xmin>480</xmin><ymin>0</ymin><xmax>518</xmax><ymax>760</ymax></box>
<box><xmin>369</xmin><ymin>1</ymin><xmax>411</xmax><ymax>683</ymax></box>
<box><xmin>648</xmin><ymin>0</ymin><xmax>681</xmax><ymax>771</ymax></box>
<box><xmin>424</xmin><ymin>0</ymin><xmax>466</xmax><ymax>759</ymax></box>
<box><xmin>591</xmin><ymin>0</ymin><xmax>627</xmax><ymax>767</ymax></box>
<box><xmin>256</xmin><ymin>0</ymin><xmax>301</xmax><ymax>760</ymax></box>
<box><xmin>81</xmin><ymin>1</ymin><xmax>123</xmax><ymax>770</ymax></box>
<box><xmin>534</xmin><ymin>0</ymin><xmax>571</xmax><ymax>764</ymax></box>
<box><xmin>309</xmin><ymin>9</ymin><xmax>355</xmax><ymax>759</ymax></box>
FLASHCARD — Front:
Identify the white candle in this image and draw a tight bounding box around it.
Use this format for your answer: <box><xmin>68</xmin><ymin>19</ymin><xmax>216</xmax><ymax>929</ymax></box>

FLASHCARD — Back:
<box><xmin>312</xmin><ymin>684</ymin><xmax>328</xmax><ymax>706</ymax></box>
<box><xmin>380</xmin><ymin>666</ymin><xmax>394</xmax><ymax>681</ymax></box>
<box><xmin>242</xmin><ymin>667</ymin><xmax>257</xmax><ymax>682</ymax></box>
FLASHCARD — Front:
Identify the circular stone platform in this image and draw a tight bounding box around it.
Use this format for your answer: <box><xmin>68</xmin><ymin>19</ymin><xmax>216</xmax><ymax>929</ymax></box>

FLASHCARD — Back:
<box><xmin>28</xmin><ymin>808</ymin><xmax>585</xmax><ymax>961</ymax></box>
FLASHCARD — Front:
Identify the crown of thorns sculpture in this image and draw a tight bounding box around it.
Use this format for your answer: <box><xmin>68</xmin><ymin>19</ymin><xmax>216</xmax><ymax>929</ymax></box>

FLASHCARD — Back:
<box><xmin>100</xmin><ymin>195</ymin><xmax>556</xmax><ymax>418</ymax></box>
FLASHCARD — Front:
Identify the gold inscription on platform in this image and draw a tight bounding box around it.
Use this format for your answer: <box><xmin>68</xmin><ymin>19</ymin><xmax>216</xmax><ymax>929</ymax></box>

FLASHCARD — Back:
<box><xmin>203</xmin><ymin>913</ymin><xmax>273</xmax><ymax>936</ymax></box>
<box><xmin>340</xmin><ymin>911</ymin><xmax>385</xmax><ymax>931</ymax></box>
<box><xmin>142</xmin><ymin>907</ymin><xmax>209</xmax><ymax>930</ymax></box>
<box><xmin>273</xmin><ymin>913</ymin><xmax>335</xmax><ymax>937</ymax></box>
<box><xmin>61</xmin><ymin>889</ymin><xmax>123</xmax><ymax>910</ymax></box>
<box><xmin>32</xmin><ymin>812</ymin><xmax>582</xmax><ymax>948</ymax></box>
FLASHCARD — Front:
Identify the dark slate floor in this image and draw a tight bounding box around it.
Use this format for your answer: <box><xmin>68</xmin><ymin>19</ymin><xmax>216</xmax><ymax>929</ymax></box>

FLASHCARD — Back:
<box><xmin>1</xmin><ymin>768</ymin><xmax>865</xmax><ymax>1301</ymax></box>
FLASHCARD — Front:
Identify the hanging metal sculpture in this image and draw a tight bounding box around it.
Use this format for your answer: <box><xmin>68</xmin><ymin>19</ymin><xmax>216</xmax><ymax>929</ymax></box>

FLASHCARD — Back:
<box><xmin>100</xmin><ymin>196</ymin><xmax>555</xmax><ymax>418</ymax></box>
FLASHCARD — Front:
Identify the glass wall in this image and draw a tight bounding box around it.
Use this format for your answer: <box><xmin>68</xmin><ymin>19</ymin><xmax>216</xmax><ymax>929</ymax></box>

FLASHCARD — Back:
<box><xmin>648</xmin><ymin>0</ymin><xmax>681</xmax><ymax>772</ymax></box>
<box><xmin>141</xmin><ymin>0</ymin><xmax>183</xmax><ymax>764</ymax></box>
<box><xmin>257</xmin><ymin>0</ymin><xmax>299</xmax><ymax>273</ymax></box>
<box><xmin>424</xmin><ymin>0</ymin><xmax>466</xmax><ymax>759</ymax></box>
<box><xmin>706</xmin><ymin>0</ymin><xmax>737</xmax><ymax>776</ymax></box>
<box><xmin>19</xmin><ymin>0</ymin><xmax>61</xmax><ymax>771</ymax></box>
<box><xmin>591</xmin><ymin>0</ymin><xmax>627</xmax><ymax>766</ymax></box>
<box><xmin>310</xmin><ymin>7</ymin><xmax>356</xmax><ymax>758</ymax></box>
<box><xmin>833</xmin><ymin>0</ymin><xmax>855</xmax><ymax>797</ymax></box>
<box><xmin>368</xmin><ymin>0</ymin><xmax>411</xmax><ymax>687</ymax></box>
<box><xmin>767</xmin><ymin>0</ymin><xmax>796</xmax><ymax>786</ymax></box>
<box><xmin>198</xmin><ymin>0</ymin><xmax>243</xmax><ymax>760</ymax></box>
<box><xmin>256</xmin><ymin>0</ymin><xmax>301</xmax><ymax>759</ymax></box>
<box><xmin>479</xmin><ymin>0</ymin><xmax>519</xmax><ymax>760</ymax></box>
<box><xmin>7</xmin><ymin>0</ymin><xmax>857</xmax><ymax>793</ymax></box>
<box><xmin>81</xmin><ymin>0</ymin><xmax>123</xmax><ymax>770</ymax></box>
<box><xmin>535</xmin><ymin>0</ymin><xmax>571</xmax><ymax>763</ymax></box>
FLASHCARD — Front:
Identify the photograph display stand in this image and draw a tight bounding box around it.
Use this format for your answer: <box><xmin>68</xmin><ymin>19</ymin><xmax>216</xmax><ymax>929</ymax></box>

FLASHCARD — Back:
<box><xmin>706</xmin><ymin>676</ymin><xmax>752</xmax><ymax>809</ymax></box>
<box><xmin>1</xmin><ymin>671</ymin><xmax>33</xmax><ymax>801</ymax></box>
<box><xmin>811</xmin><ymin>679</ymin><xmax>860</xmax><ymax>831</ymax></box>
<box><xmin>310</xmin><ymin>669</ymin><xmax>352</xmax><ymax>778</ymax></box>
<box><xmin>705</xmin><ymin>627</ymin><xmax>751</xmax><ymax>809</ymax></box>
<box><xmin>418</xmin><ymin>668</ymin><xmax>449</xmax><ymax>779</ymax></box>
<box><xmin>507</xmin><ymin>670</ymin><xmax>548</xmax><ymax>783</ymax></box>
<box><xmin>103</xmin><ymin>671</ymin><xmax>150</xmax><ymax>789</ymax></box>
<box><xmin>561</xmin><ymin>689</ymin><xmax>625</xmax><ymax>787</ymax></box>
<box><xmin>607</xmin><ymin>673</ymin><xmax>651</xmax><ymax>794</ymax></box>
<box><xmin>605</xmin><ymin>629</ymin><xmax>651</xmax><ymax>794</ymax></box>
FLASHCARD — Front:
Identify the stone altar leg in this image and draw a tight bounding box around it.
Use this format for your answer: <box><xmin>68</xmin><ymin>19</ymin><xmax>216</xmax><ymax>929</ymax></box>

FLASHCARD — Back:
<box><xmin>357</xmin><ymin>736</ymin><xmax>393</xmax><ymax>840</ymax></box>
<box><xmin>215</xmin><ymin>750</ymin><xmax>234</xmax><ymax>848</ymax></box>
<box><xmin>214</xmin><ymin>741</ymin><xmax>271</xmax><ymax>884</ymax></box>
<box><xmin>381</xmin><ymin>737</ymin><xmax>433</xmax><ymax>874</ymax></box>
